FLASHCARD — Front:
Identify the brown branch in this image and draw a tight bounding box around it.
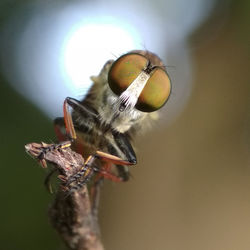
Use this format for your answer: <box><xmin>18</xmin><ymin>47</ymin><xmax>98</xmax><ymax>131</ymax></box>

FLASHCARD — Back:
<box><xmin>25</xmin><ymin>142</ymin><xmax>104</xmax><ymax>250</ymax></box>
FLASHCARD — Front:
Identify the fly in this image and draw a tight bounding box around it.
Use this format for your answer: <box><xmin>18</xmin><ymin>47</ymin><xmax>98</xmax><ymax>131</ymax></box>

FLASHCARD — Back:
<box><xmin>53</xmin><ymin>50</ymin><xmax>171</xmax><ymax>190</ymax></box>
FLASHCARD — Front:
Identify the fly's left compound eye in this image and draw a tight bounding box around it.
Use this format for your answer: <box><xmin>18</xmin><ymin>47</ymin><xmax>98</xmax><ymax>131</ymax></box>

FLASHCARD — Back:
<box><xmin>135</xmin><ymin>67</ymin><xmax>171</xmax><ymax>112</ymax></box>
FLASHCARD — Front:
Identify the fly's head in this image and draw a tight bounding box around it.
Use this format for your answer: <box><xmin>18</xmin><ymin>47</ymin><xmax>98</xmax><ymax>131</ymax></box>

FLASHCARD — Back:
<box><xmin>91</xmin><ymin>50</ymin><xmax>171</xmax><ymax>132</ymax></box>
<box><xmin>108</xmin><ymin>50</ymin><xmax>171</xmax><ymax>114</ymax></box>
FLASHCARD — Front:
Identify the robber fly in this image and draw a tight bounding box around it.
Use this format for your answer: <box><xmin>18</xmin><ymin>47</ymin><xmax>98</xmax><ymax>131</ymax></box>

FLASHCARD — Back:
<box><xmin>54</xmin><ymin>50</ymin><xmax>171</xmax><ymax>190</ymax></box>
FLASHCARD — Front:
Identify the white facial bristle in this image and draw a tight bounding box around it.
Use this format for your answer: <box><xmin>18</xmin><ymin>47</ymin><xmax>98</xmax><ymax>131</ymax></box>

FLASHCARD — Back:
<box><xmin>118</xmin><ymin>71</ymin><xmax>150</xmax><ymax>111</ymax></box>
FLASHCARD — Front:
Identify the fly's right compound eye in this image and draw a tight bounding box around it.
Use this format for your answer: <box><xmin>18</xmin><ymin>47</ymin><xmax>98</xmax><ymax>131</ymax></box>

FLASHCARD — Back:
<box><xmin>108</xmin><ymin>52</ymin><xmax>171</xmax><ymax>112</ymax></box>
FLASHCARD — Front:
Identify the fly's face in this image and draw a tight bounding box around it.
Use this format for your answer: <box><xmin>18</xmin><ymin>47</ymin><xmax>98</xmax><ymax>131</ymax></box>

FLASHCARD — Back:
<box><xmin>95</xmin><ymin>50</ymin><xmax>172</xmax><ymax>133</ymax></box>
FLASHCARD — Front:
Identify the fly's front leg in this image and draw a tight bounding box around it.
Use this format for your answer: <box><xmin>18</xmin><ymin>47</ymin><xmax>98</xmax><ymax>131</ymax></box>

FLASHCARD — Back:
<box><xmin>53</xmin><ymin>97</ymin><xmax>99</xmax><ymax>190</ymax></box>
<box><xmin>54</xmin><ymin>97</ymin><xmax>98</xmax><ymax>153</ymax></box>
<box><xmin>62</xmin><ymin>97</ymin><xmax>98</xmax><ymax>140</ymax></box>
<box><xmin>106</xmin><ymin>131</ymin><xmax>137</xmax><ymax>181</ymax></box>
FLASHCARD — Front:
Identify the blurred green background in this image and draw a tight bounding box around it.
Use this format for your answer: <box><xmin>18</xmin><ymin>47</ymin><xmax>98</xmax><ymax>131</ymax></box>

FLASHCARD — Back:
<box><xmin>0</xmin><ymin>0</ymin><xmax>249</xmax><ymax>250</ymax></box>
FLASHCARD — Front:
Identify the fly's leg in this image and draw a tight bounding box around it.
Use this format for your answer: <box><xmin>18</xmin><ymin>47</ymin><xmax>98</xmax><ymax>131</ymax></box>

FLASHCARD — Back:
<box><xmin>65</xmin><ymin>155</ymin><xmax>97</xmax><ymax>192</ymax></box>
<box><xmin>105</xmin><ymin>131</ymin><xmax>137</xmax><ymax>181</ymax></box>
<box><xmin>29</xmin><ymin>141</ymin><xmax>71</xmax><ymax>167</ymax></box>
<box><xmin>54</xmin><ymin>97</ymin><xmax>98</xmax><ymax>191</ymax></box>
<box><xmin>63</xmin><ymin>97</ymin><xmax>98</xmax><ymax>140</ymax></box>
<box><xmin>54</xmin><ymin>97</ymin><xmax>99</xmax><ymax>157</ymax></box>
<box><xmin>66</xmin><ymin>150</ymin><xmax>134</xmax><ymax>193</ymax></box>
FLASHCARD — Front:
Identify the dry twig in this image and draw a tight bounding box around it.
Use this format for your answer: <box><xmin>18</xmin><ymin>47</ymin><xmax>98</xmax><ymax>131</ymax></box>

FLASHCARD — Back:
<box><xmin>25</xmin><ymin>142</ymin><xmax>104</xmax><ymax>250</ymax></box>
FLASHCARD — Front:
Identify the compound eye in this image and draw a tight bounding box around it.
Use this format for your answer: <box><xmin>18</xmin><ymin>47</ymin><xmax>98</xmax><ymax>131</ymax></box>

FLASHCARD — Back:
<box><xmin>135</xmin><ymin>67</ymin><xmax>171</xmax><ymax>112</ymax></box>
<box><xmin>108</xmin><ymin>53</ymin><xmax>148</xmax><ymax>95</ymax></box>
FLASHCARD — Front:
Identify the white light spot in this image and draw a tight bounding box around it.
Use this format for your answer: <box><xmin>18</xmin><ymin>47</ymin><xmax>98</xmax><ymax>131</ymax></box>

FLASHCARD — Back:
<box><xmin>62</xmin><ymin>20</ymin><xmax>142</xmax><ymax>97</ymax></box>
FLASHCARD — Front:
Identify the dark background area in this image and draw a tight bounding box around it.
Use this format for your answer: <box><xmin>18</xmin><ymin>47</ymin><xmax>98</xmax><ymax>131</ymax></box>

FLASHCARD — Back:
<box><xmin>0</xmin><ymin>0</ymin><xmax>249</xmax><ymax>249</ymax></box>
